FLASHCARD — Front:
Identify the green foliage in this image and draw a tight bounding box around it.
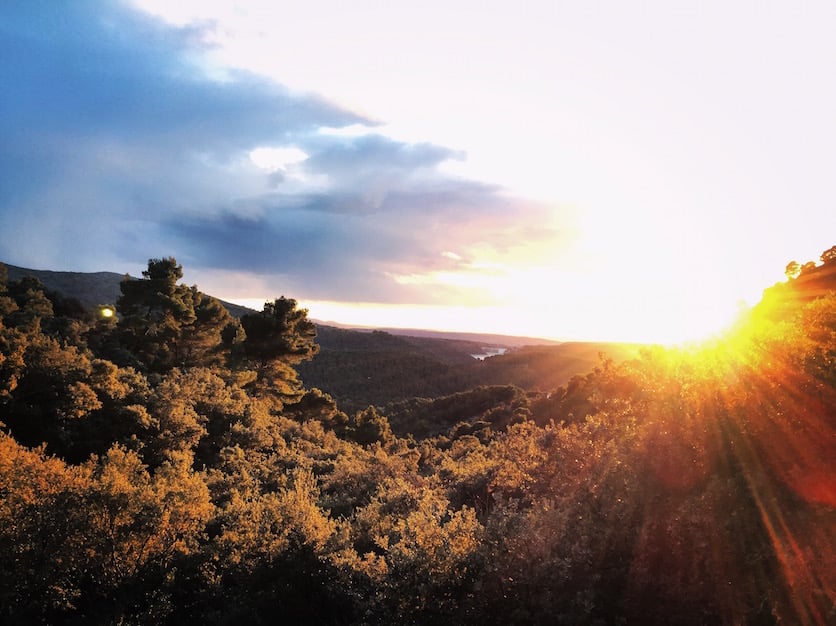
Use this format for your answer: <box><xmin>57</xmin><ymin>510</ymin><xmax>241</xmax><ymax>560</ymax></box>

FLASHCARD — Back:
<box><xmin>116</xmin><ymin>258</ymin><xmax>236</xmax><ymax>372</ymax></box>
<box><xmin>385</xmin><ymin>385</ymin><xmax>528</xmax><ymax>439</ymax></box>
<box><xmin>239</xmin><ymin>296</ymin><xmax>318</xmax><ymax>365</ymax></box>
<box><xmin>237</xmin><ymin>296</ymin><xmax>319</xmax><ymax>404</ymax></box>
<box><xmin>347</xmin><ymin>406</ymin><xmax>394</xmax><ymax>446</ymax></box>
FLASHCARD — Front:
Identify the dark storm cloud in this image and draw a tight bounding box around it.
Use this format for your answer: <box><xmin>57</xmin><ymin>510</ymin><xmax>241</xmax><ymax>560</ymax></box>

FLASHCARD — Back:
<box><xmin>0</xmin><ymin>0</ymin><xmax>366</xmax><ymax>269</ymax></box>
<box><xmin>0</xmin><ymin>1</ymin><xmax>558</xmax><ymax>304</ymax></box>
<box><xmin>168</xmin><ymin>178</ymin><xmax>553</xmax><ymax>302</ymax></box>
<box><xmin>167</xmin><ymin>209</ymin><xmax>410</xmax><ymax>301</ymax></box>
<box><xmin>0</xmin><ymin>3</ymin><xmax>356</xmax><ymax>147</ymax></box>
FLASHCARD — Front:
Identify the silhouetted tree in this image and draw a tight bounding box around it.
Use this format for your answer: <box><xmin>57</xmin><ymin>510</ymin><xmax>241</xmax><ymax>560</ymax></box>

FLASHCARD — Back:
<box><xmin>785</xmin><ymin>260</ymin><xmax>801</xmax><ymax>280</ymax></box>
<box><xmin>116</xmin><ymin>258</ymin><xmax>234</xmax><ymax>371</ymax></box>
<box><xmin>238</xmin><ymin>297</ymin><xmax>319</xmax><ymax>402</ymax></box>
<box><xmin>800</xmin><ymin>260</ymin><xmax>817</xmax><ymax>274</ymax></box>
<box><xmin>821</xmin><ymin>245</ymin><xmax>836</xmax><ymax>264</ymax></box>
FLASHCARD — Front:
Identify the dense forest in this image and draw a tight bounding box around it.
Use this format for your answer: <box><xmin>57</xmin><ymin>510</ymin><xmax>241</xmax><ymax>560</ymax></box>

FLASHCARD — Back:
<box><xmin>298</xmin><ymin>328</ymin><xmax>639</xmax><ymax>413</ymax></box>
<box><xmin>0</xmin><ymin>250</ymin><xmax>834</xmax><ymax>624</ymax></box>
<box><xmin>3</xmin><ymin>262</ymin><xmax>639</xmax><ymax>413</ymax></box>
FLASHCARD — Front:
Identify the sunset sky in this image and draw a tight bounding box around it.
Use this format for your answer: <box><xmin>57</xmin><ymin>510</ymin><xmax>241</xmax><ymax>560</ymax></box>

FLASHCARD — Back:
<box><xmin>2</xmin><ymin>1</ymin><xmax>835</xmax><ymax>343</ymax></box>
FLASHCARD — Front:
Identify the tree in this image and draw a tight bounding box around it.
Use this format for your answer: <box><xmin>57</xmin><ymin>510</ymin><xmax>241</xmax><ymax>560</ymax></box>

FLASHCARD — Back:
<box><xmin>820</xmin><ymin>244</ymin><xmax>836</xmax><ymax>264</ymax></box>
<box><xmin>0</xmin><ymin>263</ymin><xmax>19</xmax><ymax>319</ymax></box>
<box><xmin>116</xmin><ymin>258</ymin><xmax>235</xmax><ymax>371</ymax></box>
<box><xmin>0</xmin><ymin>433</ymin><xmax>89</xmax><ymax>620</ymax></box>
<box><xmin>348</xmin><ymin>406</ymin><xmax>394</xmax><ymax>446</ymax></box>
<box><xmin>179</xmin><ymin>286</ymin><xmax>241</xmax><ymax>368</ymax></box>
<box><xmin>238</xmin><ymin>297</ymin><xmax>319</xmax><ymax>402</ymax></box>
<box><xmin>117</xmin><ymin>258</ymin><xmax>190</xmax><ymax>370</ymax></box>
<box><xmin>800</xmin><ymin>260</ymin><xmax>817</xmax><ymax>274</ymax></box>
<box><xmin>785</xmin><ymin>260</ymin><xmax>801</xmax><ymax>280</ymax></box>
<box><xmin>4</xmin><ymin>276</ymin><xmax>54</xmax><ymax>327</ymax></box>
<box><xmin>240</xmin><ymin>297</ymin><xmax>318</xmax><ymax>365</ymax></box>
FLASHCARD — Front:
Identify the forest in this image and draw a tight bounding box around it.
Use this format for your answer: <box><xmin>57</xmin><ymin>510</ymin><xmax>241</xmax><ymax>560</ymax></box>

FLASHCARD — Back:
<box><xmin>0</xmin><ymin>249</ymin><xmax>834</xmax><ymax>625</ymax></box>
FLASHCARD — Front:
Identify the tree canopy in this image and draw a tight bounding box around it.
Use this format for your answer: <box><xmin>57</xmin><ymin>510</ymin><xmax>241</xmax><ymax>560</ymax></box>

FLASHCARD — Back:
<box><xmin>0</xmin><ymin>251</ymin><xmax>833</xmax><ymax>625</ymax></box>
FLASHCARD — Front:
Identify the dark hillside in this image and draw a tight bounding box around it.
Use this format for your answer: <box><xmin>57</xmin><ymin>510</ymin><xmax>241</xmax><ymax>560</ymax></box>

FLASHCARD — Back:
<box><xmin>474</xmin><ymin>341</ymin><xmax>641</xmax><ymax>391</ymax></box>
<box><xmin>298</xmin><ymin>327</ymin><xmax>484</xmax><ymax>411</ymax></box>
<box><xmin>313</xmin><ymin>326</ymin><xmax>487</xmax><ymax>365</ymax></box>
<box><xmin>4</xmin><ymin>264</ymin><xmax>126</xmax><ymax>310</ymax></box>
<box><xmin>791</xmin><ymin>258</ymin><xmax>836</xmax><ymax>297</ymax></box>
<box><xmin>759</xmin><ymin>253</ymin><xmax>836</xmax><ymax>316</ymax></box>
<box><xmin>2</xmin><ymin>263</ymin><xmax>255</xmax><ymax>318</ymax></box>
<box><xmin>300</xmin><ymin>332</ymin><xmax>640</xmax><ymax>411</ymax></box>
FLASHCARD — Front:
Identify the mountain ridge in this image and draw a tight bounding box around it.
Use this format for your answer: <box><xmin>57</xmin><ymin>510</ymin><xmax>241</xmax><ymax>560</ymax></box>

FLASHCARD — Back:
<box><xmin>2</xmin><ymin>261</ymin><xmax>640</xmax><ymax>409</ymax></box>
<box><xmin>311</xmin><ymin>320</ymin><xmax>560</xmax><ymax>348</ymax></box>
<box><xmin>2</xmin><ymin>262</ymin><xmax>257</xmax><ymax>319</ymax></box>
<box><xmin>2</xmin><ymin>261</ymin><xmax>561</xmax><ymax>347</ymax></box>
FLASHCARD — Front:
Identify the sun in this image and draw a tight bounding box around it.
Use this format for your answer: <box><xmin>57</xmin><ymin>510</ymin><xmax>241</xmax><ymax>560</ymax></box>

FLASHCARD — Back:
<box><xmin>495</xmin><ymin>263</ymin><xmax>751</xmax><ymax>345</ymax></box>
<box><xmin>656</xmin><ymin>300</ymin><xmax>746</xmax><ymax>346</ymax></box>
<box><xmin>523</xmin><ymin>278</ymin><xmax>751</xmax><ymax>346</ymax></box>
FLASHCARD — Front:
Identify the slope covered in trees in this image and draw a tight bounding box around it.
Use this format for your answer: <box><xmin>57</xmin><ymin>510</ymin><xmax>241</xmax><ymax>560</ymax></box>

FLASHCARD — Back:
<box><xmin>299</xmin><ymin>331</ymin><xmax>640</xmax><ymax>411</ymax></box>
<box><xmin>3</xmin><ymin>261</ymin><xmax>636</xmax><ymax>411</ymax></box>
<box><xmin>3</xmin><ymin>262</ymin><xmax>254</xmax><ymax>317</ymax></box>
<box><xmin>0</xmin><ymin>253</ymin><xmax>833</xmax><ymax>624</ymax></box>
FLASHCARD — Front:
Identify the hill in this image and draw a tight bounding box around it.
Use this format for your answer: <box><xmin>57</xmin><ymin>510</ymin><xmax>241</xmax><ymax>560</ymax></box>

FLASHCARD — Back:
<box><xmin>298</xmin><ymin>327</ymin><xmax>640</xmax><ymax>411</ymax></box>
<box><xmin>4</xmin><ymin>263</ymin><xmax>127</xmax><ymax>310</ymax></box>
<box><xmin>758</xmin><ymin>253</ymin><xmax>836</xmax><ymax>315</ymax></box>
<box><xmin>0</xmin><ymin>252</ymin><xmax>832</xmax><ymax>625</ymax></box>
<box><xmin>314</xmin><ymin>320</ymin><xmax>560</xmax><ymax>348</ymax></box>
<box><xmin>2</xmin><ymin>262</ymin><xmax>256</xmax><ymax>318</ymax></box>
<box><xmin>473</xmin><ymin>341</ymin><xmax>641</xmax><ymax>389</ymax></box>
<box><xmin>3</xmin><ymin>262</ymin><xmax>634</xmax><ymax>409</ymax></box>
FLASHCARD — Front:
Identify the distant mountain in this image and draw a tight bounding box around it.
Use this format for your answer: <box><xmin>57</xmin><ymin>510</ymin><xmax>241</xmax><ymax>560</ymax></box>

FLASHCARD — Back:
<box><xmin>299</xmin><ymin>325</ymin><xmax>641</xmax><ymax>411</ymax></box>
<box><xmin>2</xmin><ymin>262</ymin><xmax>255</xmax><ymax>318</ymax></box>
<box><xmin>312</xmin><ymin>320</ymin><xmax>560</xmax><ymax>348</ymax></box>
<box><xmin>4</xmin><ymin>263</ymin><xmax>127</xmax><ymax>310</ymax></box>
<box><xmin>3</xmin><ymin>261</ymin><xmax>638</xmax><ymax>410</ymax></box>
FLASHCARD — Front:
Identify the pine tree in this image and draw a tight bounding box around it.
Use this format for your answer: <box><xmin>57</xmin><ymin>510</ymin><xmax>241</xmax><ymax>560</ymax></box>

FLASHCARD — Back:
<box><xmin>237</xmin><ymin>297</ymin><xmax>319</xmax><ymax>403</ymax></box>
<box><xmin>116</xmin><ymin>258</ymin><xmax>235</xmax><ymax>371</ymax></box>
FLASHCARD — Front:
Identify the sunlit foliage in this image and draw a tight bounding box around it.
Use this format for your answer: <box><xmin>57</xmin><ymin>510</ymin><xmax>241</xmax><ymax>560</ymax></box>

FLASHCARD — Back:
<box><xmin>0</xmin><ymin>251</ymin><xmax>833</xmax><ymax>624</ymax></box>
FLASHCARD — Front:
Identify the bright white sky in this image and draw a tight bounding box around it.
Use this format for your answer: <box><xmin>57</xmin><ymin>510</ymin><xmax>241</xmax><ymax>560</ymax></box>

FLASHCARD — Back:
<box><xmin>131</xmin><ymin>0</ymin><xmax>836</xmax><ymax>343</ymax></box>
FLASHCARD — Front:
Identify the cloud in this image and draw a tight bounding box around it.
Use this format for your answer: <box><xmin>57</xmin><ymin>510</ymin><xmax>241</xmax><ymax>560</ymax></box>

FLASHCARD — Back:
<box><xmin>0</xmin><ymin>1</ymin><xmax>364</xmax><ymax>266</ymax></box>
<box><xmin>0</xmin><ymin>1</ymin><xmax>562</xmax><ymax>306</ymax></box>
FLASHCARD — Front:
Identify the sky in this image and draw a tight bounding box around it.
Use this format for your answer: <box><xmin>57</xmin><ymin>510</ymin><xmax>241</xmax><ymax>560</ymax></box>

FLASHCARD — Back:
<box><xmin>2</xmin><ymin>0</ymin><xmax>835</xmax><ymax>343</ymax></box>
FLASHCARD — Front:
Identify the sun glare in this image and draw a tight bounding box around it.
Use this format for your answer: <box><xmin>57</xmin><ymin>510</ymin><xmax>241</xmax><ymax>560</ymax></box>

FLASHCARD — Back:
<box><xmin>641</xmin><ymin>299</ymin><xmax>746</xmax><ymax>347</ymax></box>
<box><xmin>224</xmin><ymin>270</ymin><xmax>753</xmax><ymax>346</ymax></box>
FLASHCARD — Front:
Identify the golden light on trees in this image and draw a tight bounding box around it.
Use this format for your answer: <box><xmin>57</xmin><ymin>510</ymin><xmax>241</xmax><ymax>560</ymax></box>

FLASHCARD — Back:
<box><xmin>1</xmin><ymin>252</ymin><xmax>833</xmax><ymax>624</ymax></box>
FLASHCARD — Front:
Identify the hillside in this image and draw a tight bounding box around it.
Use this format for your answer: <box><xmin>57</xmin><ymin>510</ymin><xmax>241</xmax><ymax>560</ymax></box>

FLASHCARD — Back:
<box><xmin>4</xmin><ymin>263</ymin><xmax>127</xmax><ymax>310</ymax></box>
<box><xmin>473</xmin><ymin>341</ymin><xmax>641</xmax><ymax>390</ymax></box>
<box><xmin>759</xmin><ymin>251</ymin><xmax>836</xmax><ymax>314</ymax></box>
<box><xmin>2</xmin><ymin>262</ymin><xmax>256</xmax><ymax>318</ymax></box>
<box><xmin>315</xmin><ymin>321</ymin><xmax>561</xmax><ymax>348</ymax></box>
<box><xmin>3</xmin><ymin>262</ymin><xmax>633</xmax><ymax>410</ymax></box>
<box><xmin>0</xmin><ymin>253</ymin><xmax>832</xmax><ymax>625</ymax></box>
<box><xmin>298</xmin><ymin>327</ymin><xmax>639</xmax><ymax>411</ymax></box>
